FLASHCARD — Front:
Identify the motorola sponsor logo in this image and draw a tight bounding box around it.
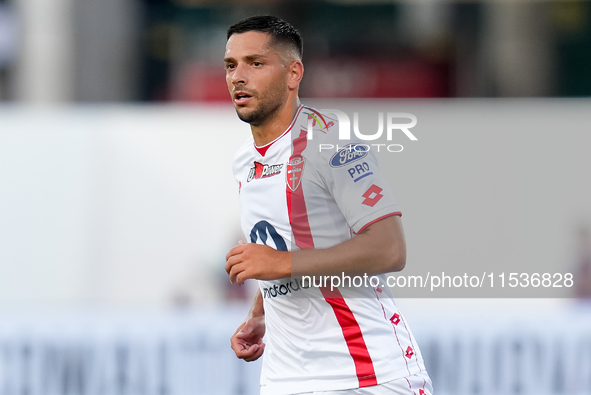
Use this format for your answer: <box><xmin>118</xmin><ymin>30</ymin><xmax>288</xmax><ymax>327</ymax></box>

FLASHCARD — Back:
<box><xmin>262</xmin><ymin>278</ymin><xmax>310</xmax><ymax>298</ymax></box>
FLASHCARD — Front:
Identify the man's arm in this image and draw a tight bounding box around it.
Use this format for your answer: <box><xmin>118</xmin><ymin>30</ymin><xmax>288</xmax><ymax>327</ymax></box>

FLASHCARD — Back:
<box><xmin>225</xmin><ymin>215</ymin><xmax>405</xmax><ymax>284</ymax></box>
<box><xmin>230</xmin><ymin>289</ymin><xmax>266</xmax><ymax>361</ymax></box>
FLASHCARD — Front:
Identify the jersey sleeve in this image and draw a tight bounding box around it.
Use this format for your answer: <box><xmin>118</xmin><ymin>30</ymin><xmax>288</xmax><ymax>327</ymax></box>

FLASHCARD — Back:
<box><xmin>316</xmin><ymin>141</ymin><xmax>401</xmax><ymax>234</ymax></box>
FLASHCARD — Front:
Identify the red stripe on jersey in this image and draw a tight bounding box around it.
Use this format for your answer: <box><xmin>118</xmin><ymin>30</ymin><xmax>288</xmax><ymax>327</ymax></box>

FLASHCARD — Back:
<box><xmin>286</xmin><ymin>118</ymin><xmax>377</xmax><ymax>387</ymax></box>
<box><xmin>355</xmin><ymin>212</ymin><xmax>402</xmax><ymax>234</ymax></box>
<box><xmin>321</xmin><ymin>287</ymin><xmax>378</xmax><ymax>387</ymax></box>
<box><xmin>286</xmin><ymin>128</ymin><xmax>315</xmax><ymax>249</ymax></box>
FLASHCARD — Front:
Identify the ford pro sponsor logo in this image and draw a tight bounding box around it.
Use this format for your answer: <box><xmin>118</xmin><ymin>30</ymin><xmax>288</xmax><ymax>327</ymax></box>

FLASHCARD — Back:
<box><xmin>329</xmin><ymin>144</ymin><xmax>369</xmax><ymax>167</ymax></box>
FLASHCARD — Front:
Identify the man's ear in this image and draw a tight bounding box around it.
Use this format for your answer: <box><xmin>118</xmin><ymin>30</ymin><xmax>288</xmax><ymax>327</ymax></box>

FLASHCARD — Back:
<box><xmin>287</xmin><ymin>61</ymin><xmax>304</xmax><ymax>90</ymax></box>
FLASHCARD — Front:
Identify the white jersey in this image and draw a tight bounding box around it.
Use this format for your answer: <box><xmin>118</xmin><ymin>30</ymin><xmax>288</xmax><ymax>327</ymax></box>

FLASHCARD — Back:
<box><xmin>233</xmin><ymin>106</ymin><xmax>428</xmax><ymax>395</ymax></box>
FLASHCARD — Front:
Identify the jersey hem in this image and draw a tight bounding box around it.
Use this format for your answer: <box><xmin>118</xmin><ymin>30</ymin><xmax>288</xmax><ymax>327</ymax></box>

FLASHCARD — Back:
<box><xmin>356</xmin><ymin>212</ymin><xmax>402</xmax><ymax>234</ymax></box>
<box><xmin>260</xmin><ymin>368</ymin><xmax>410</xmax><ymax>395</ymax></box>
<box><xmin>351</xmin><ymin>206</ymin><xmax>401</xmax><ymax>234</ymax></box>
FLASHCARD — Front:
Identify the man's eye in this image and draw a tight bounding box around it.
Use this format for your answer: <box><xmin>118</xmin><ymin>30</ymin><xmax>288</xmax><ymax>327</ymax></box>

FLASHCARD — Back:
<box><xmin>253</xmin><ymin>62</ymin><xmax>263</xmax><ymax>67</ymax></box>
<box><xmin>226</xmin><ymin>64</ymin><xmax>235</xmax><ymax>70</ymax></box>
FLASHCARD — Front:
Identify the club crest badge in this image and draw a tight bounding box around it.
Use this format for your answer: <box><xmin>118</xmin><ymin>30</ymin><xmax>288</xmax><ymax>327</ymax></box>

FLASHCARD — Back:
<box><xmin>286</xmin><ymin>155</ymin><xmax>305</xmax><ymax>191</ymax></box>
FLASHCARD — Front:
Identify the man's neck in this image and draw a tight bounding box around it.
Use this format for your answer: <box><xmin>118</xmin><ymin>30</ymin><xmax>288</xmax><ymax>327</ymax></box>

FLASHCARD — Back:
<box><xmin>251</xmin><ymin>98</ymin><xmax>301</xmax><ymax>147</ymax></box>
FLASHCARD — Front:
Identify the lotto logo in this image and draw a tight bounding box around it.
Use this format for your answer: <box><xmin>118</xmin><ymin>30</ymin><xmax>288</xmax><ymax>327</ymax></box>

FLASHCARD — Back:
<box><xmin>362</xmin><ymin>185</ymin><xmax>383</xmax><ymax>207</ymax></box>
<box><xmin>390</xmin><ymin>313</ymin><xmax>400</xmax><ymax>325</ymax></box>
<box><xmin>405</xmin><ymin>346</ymin><xmax>414</xmax><ymax>359</ymax></box>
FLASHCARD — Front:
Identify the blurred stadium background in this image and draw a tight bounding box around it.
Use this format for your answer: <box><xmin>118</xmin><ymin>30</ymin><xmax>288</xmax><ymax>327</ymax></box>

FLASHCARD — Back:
<box><xmin>1</xmin><ymin>0</ymin><xmax>591</xmax><ymax>394</ymax></box>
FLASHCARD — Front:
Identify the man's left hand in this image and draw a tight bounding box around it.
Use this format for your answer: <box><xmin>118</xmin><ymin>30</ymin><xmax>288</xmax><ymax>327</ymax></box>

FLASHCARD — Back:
<box><xmin>225</xmin><ymin>241</ymin><xmax>290</xmax><ymax>284</ymax></box>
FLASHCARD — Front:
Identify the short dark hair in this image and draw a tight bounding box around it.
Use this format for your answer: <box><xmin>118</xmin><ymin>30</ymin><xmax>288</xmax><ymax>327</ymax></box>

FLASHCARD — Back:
<box><xmin>227</xmin><ymin>15</ymin><xmax>303</xmax><ymax>60</ymax></box>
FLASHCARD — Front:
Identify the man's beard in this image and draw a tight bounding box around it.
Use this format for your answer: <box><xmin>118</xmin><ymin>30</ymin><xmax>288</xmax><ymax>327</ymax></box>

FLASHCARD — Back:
<box><xmin>235</xmin><ymin>79</ymin><xmax>288</xmax><ymax>126</ymax></box>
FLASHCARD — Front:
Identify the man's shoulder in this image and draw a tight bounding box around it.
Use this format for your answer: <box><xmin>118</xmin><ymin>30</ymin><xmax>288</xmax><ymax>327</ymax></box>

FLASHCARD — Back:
<box><xmin>232</xmin><ymin>136</ymin><xmax>255</xmax><ymax>175</ymax></box>
<box><xmin>234</xmin><ymin>136</ymin><xmax>254</xmax><ymax>158</ymax></box>
<box><xmin>298</xmin><ymin>106</ymin><xmax>363</xmax><ymax>163</ymax></box>
<box><xmin>298</xmin><ymin>106</ymin><xmax>339</xmax><ymax>142</ymax></box>
<box><xmin>295</xmin><ymin>106</ymin><xmax>342</xmax><ymax>159</ymax></box>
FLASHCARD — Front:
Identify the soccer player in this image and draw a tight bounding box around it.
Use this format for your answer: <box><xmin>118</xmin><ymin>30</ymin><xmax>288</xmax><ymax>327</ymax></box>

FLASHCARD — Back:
<box><xmin>224</xmin><ymin>15</ymin><xmax>433</xmax><ymax>395</ymax></box>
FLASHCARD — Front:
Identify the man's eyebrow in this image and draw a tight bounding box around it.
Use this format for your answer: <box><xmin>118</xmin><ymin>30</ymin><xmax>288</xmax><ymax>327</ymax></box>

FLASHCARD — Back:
<box><xmin>224</xmin><ymin>54</ymin><xmax>269</xmax><ymax>63</ymax></box>
<box><xmin>245</xmin><ymin>54</ymin><xmax>268</xmax><ymax>61</ymax></box>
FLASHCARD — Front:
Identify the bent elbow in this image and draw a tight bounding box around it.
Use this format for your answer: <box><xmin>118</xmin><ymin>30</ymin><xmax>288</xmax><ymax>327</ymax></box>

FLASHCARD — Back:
<box><xmin>390</xmin><ymin>253</ymin><xmax>406</xmax><ymax>272</ymax></box>
<box><xmin>383</xmin><ymin>245</ymin><xmax>406</xmax><ymax>273</ymax></box>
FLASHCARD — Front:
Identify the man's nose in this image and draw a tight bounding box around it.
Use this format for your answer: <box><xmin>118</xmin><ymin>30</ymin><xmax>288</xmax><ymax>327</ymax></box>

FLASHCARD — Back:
<box><xmin>231</xmin><ymin>63</ymin><xmax>248</xmax><ymax>85</ymax></box>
